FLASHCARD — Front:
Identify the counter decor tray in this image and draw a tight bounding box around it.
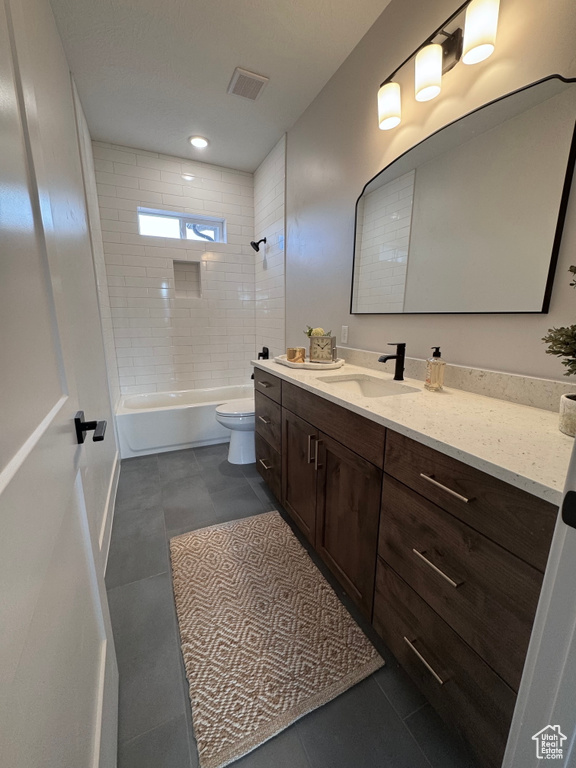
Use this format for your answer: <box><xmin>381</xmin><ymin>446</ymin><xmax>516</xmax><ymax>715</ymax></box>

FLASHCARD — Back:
<box><xmin>274</xmin><ymin>355</ymin><xmax>345</xmax><ymax>370</ymax></box>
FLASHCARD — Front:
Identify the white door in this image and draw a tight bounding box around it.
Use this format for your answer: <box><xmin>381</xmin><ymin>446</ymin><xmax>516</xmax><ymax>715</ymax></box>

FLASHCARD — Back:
<box><xmin>504</xmin><ymin>442</ymin><xmax>576</xmax><ymax>767</ymax></box>
<box><xmin>0</xmin><ymin>1</ymin><xmax>117</xmax><ymax>766</ymax></box>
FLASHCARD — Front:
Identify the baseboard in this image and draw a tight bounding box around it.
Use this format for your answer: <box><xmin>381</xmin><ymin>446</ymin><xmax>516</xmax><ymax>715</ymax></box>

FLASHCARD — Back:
<box><xmin>99</xmin><ymin>450</ymin><xmax>120</xmax><ymax>571</ymax></box>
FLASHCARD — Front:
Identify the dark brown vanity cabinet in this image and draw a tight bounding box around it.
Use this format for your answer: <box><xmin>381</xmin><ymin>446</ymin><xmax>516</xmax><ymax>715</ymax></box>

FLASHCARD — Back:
<box><xmin>256</xmin><ymin>374</ymin><xmax>384</xmax><ymax>618</ymax></box>
<box><xmin>375</xmin><ymin>431</ymin><xmax>557</xmax><ymax>768</ymax></box>
<box><xmin>314</xmin><ymin>432</ymin><xmax>382</xmax><ymax>617</ymax></box>
<box><xmin>280</xmin><ymin>393</ymin><xmax>384</xmax><ymax>619</ymax></box>
<box><xmin>254</xmin><ymin>369</ymin><xmax>558</xmax><ymax>767</ymax></box>
<box><xmin>254</xmin><ymin>375</ymin><xmax>283</xmax><ymax>502</ymax></box>
<box><xmin>281</xmin><ymin>408</ymin><xmax>318</xmax><ymax>544</ymax></box>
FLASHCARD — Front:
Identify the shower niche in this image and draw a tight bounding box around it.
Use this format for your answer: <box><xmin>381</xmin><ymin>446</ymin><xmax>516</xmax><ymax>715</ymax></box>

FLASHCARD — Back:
<box><xmin>174</xmin><ymin>260</ymin><xmax>202</xmax><ymax>299</ymax></box>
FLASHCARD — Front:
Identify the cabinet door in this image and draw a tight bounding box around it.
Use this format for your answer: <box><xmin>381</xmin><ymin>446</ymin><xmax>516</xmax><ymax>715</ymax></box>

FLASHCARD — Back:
<box><xmin>315</xmin><ymin>432</ymin><xmax>382</xmax><ymax>617</ymax></box>
<box><xmin>282</xmin><ymin>409</ymin><xmax>318</xmax><ymax>544</ymax></box>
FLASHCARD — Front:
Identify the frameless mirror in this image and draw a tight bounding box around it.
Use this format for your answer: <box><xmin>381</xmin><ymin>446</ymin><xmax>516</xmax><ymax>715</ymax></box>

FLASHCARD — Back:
<box><xmin>351</xmin><ymin>78</ymin><xmax>576</xmax><ymax>314</ymax></box>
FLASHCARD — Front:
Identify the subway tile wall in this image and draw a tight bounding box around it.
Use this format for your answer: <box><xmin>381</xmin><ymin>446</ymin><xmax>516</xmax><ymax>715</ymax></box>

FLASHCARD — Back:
<box><xmin>254</xmin><ymin>136</ymin><xmax>286</xmax><ymax>358</ymax></box>
<box><xmin>353</xmin><ymin>170</ymin><xmax>414</xmax><ymax>313</ymax></box>
<box><xmin>93</xmin><ymin>142</ymin><xmax>256</xmax><ymax>395</ymax></box>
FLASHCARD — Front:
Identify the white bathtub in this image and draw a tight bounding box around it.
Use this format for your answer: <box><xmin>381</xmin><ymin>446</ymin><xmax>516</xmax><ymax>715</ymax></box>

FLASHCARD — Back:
<box><xmin>116</xmin><ymin>384</ymin><xmax>253</xmax><ymax>458</ymax></box>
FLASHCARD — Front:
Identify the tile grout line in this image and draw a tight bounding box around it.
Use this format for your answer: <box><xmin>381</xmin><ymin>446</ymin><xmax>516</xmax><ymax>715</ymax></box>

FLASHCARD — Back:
<box><xmin>118</xmin><ymin>713</ymin><xmax>187</xmax><ymax>748</ymax></box>
<box><xmin>106</xmin><ymin>567</ymin><xmax>169</xmax><ymax>594</ymax></box>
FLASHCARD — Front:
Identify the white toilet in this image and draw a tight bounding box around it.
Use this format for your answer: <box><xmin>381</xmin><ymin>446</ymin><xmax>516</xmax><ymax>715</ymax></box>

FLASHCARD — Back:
<box><xmin>215</xmin><ymin>397</ymin><xmax>256</xmax><ymax>464</ymax></box>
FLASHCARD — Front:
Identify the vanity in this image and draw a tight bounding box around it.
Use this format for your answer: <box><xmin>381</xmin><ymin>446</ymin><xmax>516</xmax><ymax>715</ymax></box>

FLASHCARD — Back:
<box><xmin>253</xmin><ymin>358</ymin><xmax>572</xmax><ymax>768</ymax></box>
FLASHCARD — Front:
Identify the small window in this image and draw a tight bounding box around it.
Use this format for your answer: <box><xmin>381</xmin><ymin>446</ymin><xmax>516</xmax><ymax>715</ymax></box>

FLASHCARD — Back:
<box><xmin>137</xmin><ymin>208</ymin><xmax>226</xmax><ymax>243</ymax></box>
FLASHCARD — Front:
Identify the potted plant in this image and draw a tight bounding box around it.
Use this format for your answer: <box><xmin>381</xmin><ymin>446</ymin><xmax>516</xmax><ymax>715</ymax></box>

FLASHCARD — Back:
<box><xmin>543</xmin><ymin>266</ymin><xmax>576</xmax><ymax>436</ymax></box>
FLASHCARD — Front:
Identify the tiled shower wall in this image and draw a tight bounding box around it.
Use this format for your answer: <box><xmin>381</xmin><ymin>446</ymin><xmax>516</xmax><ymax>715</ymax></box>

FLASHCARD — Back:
<box><xmin>254</xmin><ymin>136</ymin><xmax>286</xmax><ymax>358</ymax></box>
<box><xmin>93</xmin><ymin>142</ymin><xmax>256</xmax><ymax>395</ymax></box>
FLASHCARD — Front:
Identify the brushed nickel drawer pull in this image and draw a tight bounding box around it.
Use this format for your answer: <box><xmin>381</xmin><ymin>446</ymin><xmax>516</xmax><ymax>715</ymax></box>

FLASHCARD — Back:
<box><xmin>259</xmin><ymin>459</ymin><xmax>272</xmax><ymax>470</ymax></box>
<box><xmin>403</xmin><ymin>637</ymin><xmax>445</xmax><ymax>685</ymax></box>
<box><xmin>412</xmin><ymin>549</ymin><xmax>461</xmax><ymax>589</ymax></box>
<box><xmin>307</xmin><ymin>434</ymin><xmax>315</xmax><ymax>464</ymax></box>
<box><xmin>258</xmin><ymin>415</ymin><xmax>271</xmax><ymax>424</ymax></box>
<box><xmin>257</xmin><ymin>380</ymin><xmax>271</xmax><ymax>388</ymax></box>
<box><xmin>314</xmin><ymin>439</ymin><xmax>322</xmax><ymax>471</ymax></box>
<box><xmin>420</xmin><ymin>473</ymin><xmax>472</xmax><ymax>503</ymax></box>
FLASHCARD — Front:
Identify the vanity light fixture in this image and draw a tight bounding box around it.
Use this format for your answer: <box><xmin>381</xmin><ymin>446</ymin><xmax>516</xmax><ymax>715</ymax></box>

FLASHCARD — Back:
<box><xmin>189</xmin><ymin>136</ymin><xmax>209</xmax><ymax>149</ymax></box>
<box><xmin>377</xmin><ymin>0</ymin><xmax>499</xmax><ymax>130</ymax></box>
<box><xmin>378</xmin><ymin>81</ymin><xmax>402</xmax><ymax>131</ymax></box>
<box><xmin>462</xmin><ymin>0</ymin><xmax>500</xmax><ymax>65</ymax></box>
<box><xmin>415</xmin><ymin>43</ymin><xmax>443</xmax><ymax>102</ymax></box>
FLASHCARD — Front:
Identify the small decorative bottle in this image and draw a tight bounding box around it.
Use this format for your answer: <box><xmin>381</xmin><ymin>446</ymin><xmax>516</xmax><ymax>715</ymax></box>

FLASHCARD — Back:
<box><xmin>425</xmin><ymin>347</ymin><xmax>446</xmax><ymax>392</ymax></box>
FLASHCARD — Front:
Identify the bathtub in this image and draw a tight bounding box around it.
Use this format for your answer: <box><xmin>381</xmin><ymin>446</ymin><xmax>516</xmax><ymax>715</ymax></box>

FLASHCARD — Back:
<box><xmin>116</xmin><ymin>384</ymin><xmax>253</xmax><ymax>459</ymax></box>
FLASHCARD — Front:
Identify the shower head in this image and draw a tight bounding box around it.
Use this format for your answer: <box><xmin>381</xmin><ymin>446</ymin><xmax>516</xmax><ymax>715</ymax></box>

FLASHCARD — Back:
<box><xmin>250</xmin><ymin>237</ymin><xmax>267</xmax><ymax>252</ymax></box>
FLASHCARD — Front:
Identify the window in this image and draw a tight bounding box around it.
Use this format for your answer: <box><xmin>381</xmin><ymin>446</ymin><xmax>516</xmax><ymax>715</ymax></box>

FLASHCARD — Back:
<box><xmin>137</xmin><ymin>208</ymin><xmax>226</xmax><ymax>243</ymax></box>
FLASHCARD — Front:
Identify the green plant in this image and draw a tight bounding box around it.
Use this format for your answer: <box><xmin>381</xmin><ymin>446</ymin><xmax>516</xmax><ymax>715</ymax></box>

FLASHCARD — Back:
<box><xmin>543</xmin><ymin>266</ymin><xmax>576</xmax><ymax>376</ymax></box>
<box><xmin>542</xmin><ymin>326</ymin><xmax>576</xmax><ymax>376</ymax></box>
<box><xmin>304</xmin><ymin>326</ymin><xmax>332</xmax><ymax>337</ymax></box>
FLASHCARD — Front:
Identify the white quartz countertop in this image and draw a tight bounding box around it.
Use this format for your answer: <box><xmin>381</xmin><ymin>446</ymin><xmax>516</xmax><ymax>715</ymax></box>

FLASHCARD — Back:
<box><xmin>253</xmin><ymin>359</ymin><xmax>574</xmax><ymax>506</ymax></box>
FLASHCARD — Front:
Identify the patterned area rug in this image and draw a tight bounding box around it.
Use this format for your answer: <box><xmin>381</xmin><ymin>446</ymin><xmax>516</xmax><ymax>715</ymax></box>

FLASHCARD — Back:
<box><xmin>170</xmin><ymin>511</ymin><xmax>384</xmax><ymax>768</ymax></box>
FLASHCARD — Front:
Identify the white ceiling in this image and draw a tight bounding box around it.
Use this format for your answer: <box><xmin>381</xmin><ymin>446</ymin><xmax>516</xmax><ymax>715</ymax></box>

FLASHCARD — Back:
<box><xmin>50</xmin><ymin>0</ymin><xmax>391</xmax><ymax>172</ymax></box>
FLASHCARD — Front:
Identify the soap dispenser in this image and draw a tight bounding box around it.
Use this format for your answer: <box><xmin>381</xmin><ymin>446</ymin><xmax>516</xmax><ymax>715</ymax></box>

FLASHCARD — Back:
<box><xmin>425</xmin><ymin>347</ymin><xmax>446</xmax><ymax>392</ymax></box>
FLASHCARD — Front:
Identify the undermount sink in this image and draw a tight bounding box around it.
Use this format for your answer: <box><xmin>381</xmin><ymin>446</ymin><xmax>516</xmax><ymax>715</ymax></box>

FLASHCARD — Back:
<box><xmin>316</xmin><ymin>374</ymin><xmax>420</xmax><ymax>398</ymax></box>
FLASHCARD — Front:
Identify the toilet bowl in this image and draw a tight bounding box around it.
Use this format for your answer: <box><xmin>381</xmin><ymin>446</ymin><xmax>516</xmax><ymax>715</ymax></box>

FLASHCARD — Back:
<box><xmin>215</xmin><ymin>397</ymin><xmax>256</xmax><ymax>464</ymax></box>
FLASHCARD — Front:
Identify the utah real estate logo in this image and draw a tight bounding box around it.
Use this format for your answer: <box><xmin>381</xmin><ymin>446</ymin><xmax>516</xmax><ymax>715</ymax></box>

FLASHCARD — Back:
<box><xmin>532</xmin><ymin>725</ymin><xmax>567</xmax><ymax>760</ymax></box>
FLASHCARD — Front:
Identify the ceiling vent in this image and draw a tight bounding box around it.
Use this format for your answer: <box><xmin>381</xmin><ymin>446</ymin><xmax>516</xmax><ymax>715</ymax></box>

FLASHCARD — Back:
<box><xmin>227</xmin><ymin>68</ymin><xmax>269</xmax><ymax>101</ymax></box>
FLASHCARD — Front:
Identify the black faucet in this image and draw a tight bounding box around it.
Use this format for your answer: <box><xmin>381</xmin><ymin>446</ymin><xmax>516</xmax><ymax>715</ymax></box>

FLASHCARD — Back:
<box><xmin>378</xmin><ymin>343</ymin><xmax>406</xmax><ymax>381</ymax></box>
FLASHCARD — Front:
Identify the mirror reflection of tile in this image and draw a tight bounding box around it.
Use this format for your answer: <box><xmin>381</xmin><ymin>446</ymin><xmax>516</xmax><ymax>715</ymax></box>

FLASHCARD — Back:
<box><xmin>352</xmin><ymin>80</ymin><xmax>576</xmax><ymax>315</ymax></box>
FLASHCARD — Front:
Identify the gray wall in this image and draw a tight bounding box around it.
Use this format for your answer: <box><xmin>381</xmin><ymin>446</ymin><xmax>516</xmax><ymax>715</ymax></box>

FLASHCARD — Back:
<box><xmin>286</xmin><ymin>0</ymin><xmax>576</xmax><ymax>379</ymax></box>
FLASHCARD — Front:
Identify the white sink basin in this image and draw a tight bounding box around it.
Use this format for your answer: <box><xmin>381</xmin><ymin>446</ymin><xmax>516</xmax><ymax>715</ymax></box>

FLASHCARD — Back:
<box><xmin>317</xmin><ymin>374</ymin><xmax>420</xmax><ymax>398</ymax></box>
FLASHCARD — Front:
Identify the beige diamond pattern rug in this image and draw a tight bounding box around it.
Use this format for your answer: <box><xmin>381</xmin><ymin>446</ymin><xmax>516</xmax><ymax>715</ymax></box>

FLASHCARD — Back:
<box><xmin>170</xmin><ymin>510</ymin><xmax>384</xmax><ymax>768</ymax></box>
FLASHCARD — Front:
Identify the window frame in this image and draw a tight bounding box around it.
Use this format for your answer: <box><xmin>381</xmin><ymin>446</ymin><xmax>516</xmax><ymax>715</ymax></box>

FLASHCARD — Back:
<box><xmin>137</xmin><ymin>207</ymin><xmax>226</xmax><ymax>243</ymax></box>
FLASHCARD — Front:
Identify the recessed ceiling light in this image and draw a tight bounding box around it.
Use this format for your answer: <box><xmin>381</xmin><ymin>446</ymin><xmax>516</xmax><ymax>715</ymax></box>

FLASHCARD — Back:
<box><xmin>181</xmin><ymin>174</ymin><xmax>195</xmax><ymax>181</ymax></box>
<box><xmin>189</xmin><ymin>136</ymin><xmax>209</xmax><ymax>149</ymax></box>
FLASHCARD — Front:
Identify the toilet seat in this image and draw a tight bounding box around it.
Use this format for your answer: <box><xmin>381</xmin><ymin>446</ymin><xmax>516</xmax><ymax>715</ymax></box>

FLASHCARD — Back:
<box><xmin>215</xmin><ymin>398</ymin><xmax>255</xmax><ymax>417</ymax></box>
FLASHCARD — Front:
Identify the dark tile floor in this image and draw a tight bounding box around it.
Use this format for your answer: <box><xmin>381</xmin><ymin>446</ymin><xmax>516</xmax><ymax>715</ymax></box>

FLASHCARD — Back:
<box><xmin>106</xmin><ymin>443</ymin><xmax>477</xmax><ymax>768</ymax></box>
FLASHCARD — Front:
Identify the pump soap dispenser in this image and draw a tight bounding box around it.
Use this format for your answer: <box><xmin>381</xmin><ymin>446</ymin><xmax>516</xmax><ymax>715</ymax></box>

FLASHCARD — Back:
<box><xmin>425</xmin><ymin>347</ymin><xmax>446</xmax><ymax>392</ymax></box>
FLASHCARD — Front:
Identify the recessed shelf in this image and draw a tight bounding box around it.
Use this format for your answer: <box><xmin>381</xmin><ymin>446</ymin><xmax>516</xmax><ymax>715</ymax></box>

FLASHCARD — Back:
<box><xmin>174</xmin><ymin>260</ymin><xmax>201</xmax><ymax>299</ymax></box>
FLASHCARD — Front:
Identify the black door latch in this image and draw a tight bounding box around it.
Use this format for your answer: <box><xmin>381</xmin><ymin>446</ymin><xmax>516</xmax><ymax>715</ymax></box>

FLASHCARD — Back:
<box><xmin>74</xmin><ymin>411</ymin><xmax>107</xmax><ymax>444</ymax></box>
<box><xmin>562</xmin><ymin>490</ymin><xmax>576</xmax><ymax>530</ymax></box>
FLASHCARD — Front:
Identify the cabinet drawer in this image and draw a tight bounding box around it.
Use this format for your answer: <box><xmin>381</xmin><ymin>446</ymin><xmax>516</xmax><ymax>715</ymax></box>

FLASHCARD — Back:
<box><xmin>255</xmin><ymin>391</ymin><xmax>281</xmax><ymax>453</ymax></box>
<box><xmin>373</xmin><ymin>559</ymin><xmax>516</xmax><ymax>768</ymax></box>
<box><xmin>384</xmin><ymin>431</ymin><xmax>556</xmax><ymax>571</ymax></box>
<box><xmin>380</xmin><ymin>475</ymin><xmax>543</xmax><ymax>690</ymax></box>
<box><xmin>255</xmin><ymin>433</ymin><xmax>281</xmax><ymax>501</ymax></box>
<box><xmin>254</xmin><ymin>368</ymin><xmax>282</xmax><ymax>404</ymax></box>
<box><xmin>282</xmin><ymin>381</ymin><xmax>385</xmax><ymax>468</ymax></box>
